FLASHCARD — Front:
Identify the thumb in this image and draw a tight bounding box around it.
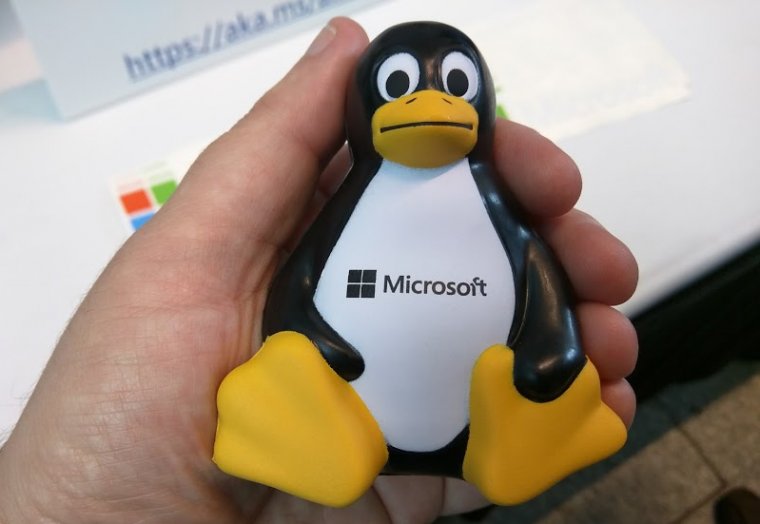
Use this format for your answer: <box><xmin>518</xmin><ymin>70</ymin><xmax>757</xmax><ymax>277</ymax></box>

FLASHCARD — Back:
<box><xmin>128</xmin><ymin>18</ymin><xmax>368</xmax><ymax>295</ymax></box>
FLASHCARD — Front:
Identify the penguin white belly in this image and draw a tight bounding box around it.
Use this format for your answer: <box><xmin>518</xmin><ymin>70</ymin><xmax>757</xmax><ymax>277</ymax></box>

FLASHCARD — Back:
<box><xmin>314</xmin><ymin>159</ymin><xmax>515</xmax><ymax>452</ymax></box>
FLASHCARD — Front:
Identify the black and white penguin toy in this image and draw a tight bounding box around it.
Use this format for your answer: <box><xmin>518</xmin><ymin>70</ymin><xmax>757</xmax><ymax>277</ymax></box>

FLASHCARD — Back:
<box><xmin>213</xmin><ymin>21</ymin><xmax>627</xmax><ymax>507</ymax></box>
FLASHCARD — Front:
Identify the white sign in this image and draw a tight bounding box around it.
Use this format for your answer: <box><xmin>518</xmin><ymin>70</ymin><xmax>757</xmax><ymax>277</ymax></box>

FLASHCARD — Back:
<box><xmin>11</xmin><ymin>0</ymin><xmax>382</xmax><ymax>118</ymax></box>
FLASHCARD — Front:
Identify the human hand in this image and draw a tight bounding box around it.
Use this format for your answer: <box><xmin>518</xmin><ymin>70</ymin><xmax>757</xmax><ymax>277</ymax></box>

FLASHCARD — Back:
<box><xmin>0</xmin><ymin>17</ymin><xmax>637</xmax><ymax>524</ymax></box>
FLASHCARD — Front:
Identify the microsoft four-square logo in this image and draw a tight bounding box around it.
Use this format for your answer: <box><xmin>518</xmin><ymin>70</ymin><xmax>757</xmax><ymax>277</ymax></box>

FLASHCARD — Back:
<box><xmin>346</xmin><ymin>269</ymin><xmax>377</xmax><ymax>298</ymax></box>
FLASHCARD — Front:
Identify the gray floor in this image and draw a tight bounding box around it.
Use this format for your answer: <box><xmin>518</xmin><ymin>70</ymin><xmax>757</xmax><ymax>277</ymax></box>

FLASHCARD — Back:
<box><xmin>438</xmin><ymin>360</ymin><xmax>760</xmax><ymax>524</ymax></box>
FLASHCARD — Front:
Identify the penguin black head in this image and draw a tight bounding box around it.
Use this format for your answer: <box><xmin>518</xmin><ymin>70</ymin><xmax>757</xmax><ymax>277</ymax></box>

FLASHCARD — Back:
<box><xmin>346</xmin><ymin>21</ymin><xmax>496</xmax><ymax>169</ymax></box>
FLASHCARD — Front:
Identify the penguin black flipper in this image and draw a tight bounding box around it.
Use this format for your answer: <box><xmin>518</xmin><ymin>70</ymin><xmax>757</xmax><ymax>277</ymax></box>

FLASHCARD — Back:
<box><xmin>469</xmin><ymin>160</ymin><xmax>586</xmax><ymax>402</ymax></box>
<box><xmin>262</xmin><ymin>157</ymin><xmax>382</xmax><ymax>382</ymax></box>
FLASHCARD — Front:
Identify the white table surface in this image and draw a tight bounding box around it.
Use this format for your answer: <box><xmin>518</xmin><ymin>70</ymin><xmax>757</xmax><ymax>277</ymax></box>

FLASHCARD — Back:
<box><xmin>1</xmin><ymin>0</ymin><xmax>759</xmax><ymax>434</ymax></box>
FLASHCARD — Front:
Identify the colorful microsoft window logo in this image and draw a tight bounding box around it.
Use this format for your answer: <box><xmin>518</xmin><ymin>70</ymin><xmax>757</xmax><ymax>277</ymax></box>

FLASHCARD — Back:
<box><xmin>114</xmin><ymin>167</ymin><xmax>179</xmax><ymax>231</ymax></box>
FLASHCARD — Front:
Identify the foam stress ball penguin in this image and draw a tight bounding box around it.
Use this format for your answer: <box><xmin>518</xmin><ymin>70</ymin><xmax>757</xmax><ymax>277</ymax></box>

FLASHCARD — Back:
<box><xmin>213</xmin><ymin>21</ymin><xmax>627</xmax><ymax>507</ymax></box>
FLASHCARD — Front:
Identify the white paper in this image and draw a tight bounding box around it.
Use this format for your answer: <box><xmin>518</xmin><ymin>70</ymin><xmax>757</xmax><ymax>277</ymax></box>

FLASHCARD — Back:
<box><xmin>472</xmin><ymin>0</ymin><xmax>690</xmax><ymax>140</ymax></box>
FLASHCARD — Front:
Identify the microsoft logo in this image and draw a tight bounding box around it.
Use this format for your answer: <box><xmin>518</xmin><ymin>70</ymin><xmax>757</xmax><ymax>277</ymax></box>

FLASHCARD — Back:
<box><xmin>345</xmin><ymin>269</ymin><xmax>489</xmax><ymax>299</ymax></box>
<box><xmin>346</xmin><ymin>269</ymin><xmax>377</xmax><ymax>298</ymax></box>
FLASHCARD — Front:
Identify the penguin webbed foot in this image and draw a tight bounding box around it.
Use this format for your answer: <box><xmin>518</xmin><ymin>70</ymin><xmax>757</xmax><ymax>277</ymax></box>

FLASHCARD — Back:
<box><xmin>463</xmin><ymin>345</ymin><xmax>627</xmax><ymax>505</ymax></box>
<box><xmin>213</xmin><ymin>331</ymin><xmax>387</xmax><ymax>507</ymax></box>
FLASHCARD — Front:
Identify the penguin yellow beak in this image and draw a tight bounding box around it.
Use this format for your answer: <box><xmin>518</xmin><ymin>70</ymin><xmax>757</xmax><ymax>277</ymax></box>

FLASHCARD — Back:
<box><xmin>371</xmin><ymin>90</ymin><xmax>479</xmax><ymax>168</ymax></box>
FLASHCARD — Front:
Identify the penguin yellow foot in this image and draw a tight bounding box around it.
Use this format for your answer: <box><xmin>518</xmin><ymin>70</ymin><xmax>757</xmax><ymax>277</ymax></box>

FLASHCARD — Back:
<box><xmin>462</xmin><ymin>345</ymin><xmax>627</xmax><ymax>505</ymax></box>
<box><xmin>213</xmin><ymin>331</ymin><xmax>388</xmax><ymax>507</ymax></box>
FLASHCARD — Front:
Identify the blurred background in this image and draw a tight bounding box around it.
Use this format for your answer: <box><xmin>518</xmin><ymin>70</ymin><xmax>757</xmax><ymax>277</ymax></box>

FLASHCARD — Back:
<box><xmin>1</xmin><ymin>1</ymin><xmax>758</xmax><ymax>522</ymax></box>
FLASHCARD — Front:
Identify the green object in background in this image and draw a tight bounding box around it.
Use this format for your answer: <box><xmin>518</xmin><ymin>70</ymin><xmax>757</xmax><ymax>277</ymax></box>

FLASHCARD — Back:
<box><xmin>150</xmin><ymin>179</ymin><xmax>178</xmax><ymax>204</ymax></box>
<box><xmin>494</xmin><ymin>84</ymin><xmax>509</xmax><ymax>119</ymax></box>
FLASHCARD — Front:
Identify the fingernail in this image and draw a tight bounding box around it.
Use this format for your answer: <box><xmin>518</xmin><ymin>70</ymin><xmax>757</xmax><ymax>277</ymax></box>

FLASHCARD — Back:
<box><xmin>306</xmin><ymin>23</ymin><xmax>337</xmax><ymax>56</ymax></box>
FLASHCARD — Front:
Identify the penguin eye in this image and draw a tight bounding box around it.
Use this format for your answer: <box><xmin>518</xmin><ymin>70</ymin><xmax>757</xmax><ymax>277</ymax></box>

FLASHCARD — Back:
<box><xmin>377</xmin><ymin>53</ymin><xmax>420</xmax><ymax>102</ymax></box>
<box><xmin>441</xmin><ymin>51</ymin><xmax>479</xmax><ymax>101</ymax></box>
